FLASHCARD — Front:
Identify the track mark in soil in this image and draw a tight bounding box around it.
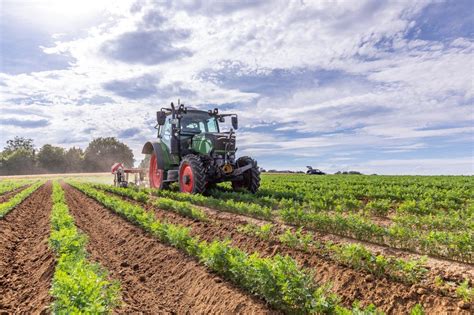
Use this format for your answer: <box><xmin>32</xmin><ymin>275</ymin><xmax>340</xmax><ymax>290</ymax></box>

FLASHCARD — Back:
<box><xmin>63</xmin><ymin>183</ymin><xmax>272</xmax><ymax>314</ymax></box>
<box><xmin>0</xmin><ymin>182</ymin><xmax>55</xmax><ymax>314</ymax></box>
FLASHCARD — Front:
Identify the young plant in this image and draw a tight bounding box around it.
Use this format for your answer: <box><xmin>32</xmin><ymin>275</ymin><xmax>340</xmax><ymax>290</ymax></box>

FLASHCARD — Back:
<box><xmin>238</xmin><ymin>223</ymin><xmax>274</xmax><ymax>240</ymax></box>
<box><xmin>49</xmin><ymin>182</ymin><xmax>120</xmax><ymax>313</ymax></box>
<box><xmin>456</xmin><ymin>279</ymin><xmax>473</xmax><ymax>303</ymax></box>
<box><xmin>278</xmin><ymin>227</ymin><xmax>314</xmax><ymax>251</ymax></box>
<box><xmin>69</xmin><ymin>182</ymin><xmax>384</xmax><ymax>314</ymax></box>
<box><xmin>0</xmin><ymin>181</ymin><xmax>43</xmax><ymax>218</ymax></box>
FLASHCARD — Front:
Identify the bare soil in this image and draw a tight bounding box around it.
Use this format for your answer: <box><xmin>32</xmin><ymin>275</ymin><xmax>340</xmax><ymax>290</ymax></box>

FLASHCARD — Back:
<box><xmin>62</xmin><ymin>183</ymin><xmax>273</xmax><ymax>314</ymax></box>
<box><xmin>0</xmin><ymin>182</ymin><xmax>55</xmax><ymax>314</ymax></box>
<box><xmin>102</xmin><ymin>190</ymin><xmax>472</xmax><ymax>314</ymax></box>
<box><xmin>0</xmin><ymin>185</ymin><xmax>29</xmax><ymax>203</ymax></box>
<box><xmin>185</xmin><ymin>198</ymin><xmax>474</xmax><ymax>282</ymax></box>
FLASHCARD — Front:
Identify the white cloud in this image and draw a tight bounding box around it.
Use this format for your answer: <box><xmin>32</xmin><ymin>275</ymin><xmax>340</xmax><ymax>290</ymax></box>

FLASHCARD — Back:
<box><xmin>1</xmin><ymin>0</ymin><xmax>473</xmax><ymax>173</ymax></box>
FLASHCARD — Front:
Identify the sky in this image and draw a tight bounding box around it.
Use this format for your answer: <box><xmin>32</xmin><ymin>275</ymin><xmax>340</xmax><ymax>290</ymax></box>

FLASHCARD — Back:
<box><xmin>0</xmin><ymin>0</ymin><xmax>473</xmax><ymax>175</ymax></box>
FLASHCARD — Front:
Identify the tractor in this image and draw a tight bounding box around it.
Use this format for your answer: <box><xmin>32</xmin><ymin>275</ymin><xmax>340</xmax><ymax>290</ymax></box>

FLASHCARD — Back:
<box><xmin>141</xmin><ymin>102</ymin><xmax>260</xmax><ymax>194</ymax></box>
<box><xmin>306</xmin><ymin>166</ymin><xmax>325</xmax><ymax>175</ymax></box>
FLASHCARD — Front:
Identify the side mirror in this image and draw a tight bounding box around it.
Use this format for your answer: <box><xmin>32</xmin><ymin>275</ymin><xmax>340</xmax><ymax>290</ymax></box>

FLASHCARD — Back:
<box><xmin>157</xmin><ymin>111</ymin><xmax>166</xmax><ymax>125</ymax></box>
<box><xmin>219</xmin><ymin>116</ymin><xmax>225</xmax><ymax>123</ymax></box>
<box><xmin>231</xmin><ymin>116</ymin><xmax>238</xmax><ymax>129</ymax></box>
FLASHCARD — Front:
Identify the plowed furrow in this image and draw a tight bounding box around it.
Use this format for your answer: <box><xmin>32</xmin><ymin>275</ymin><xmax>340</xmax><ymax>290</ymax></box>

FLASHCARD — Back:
<box><xmin>104</xmin><ymin>191</ymin><xmax>471</xmax><ymax>314</ymax></box>
<box><xmin>0</xmin><ymin>182</ymin><xmax>55</xmax><ymax>313</ymax></box>
<box><xmin>62</xmin><ymin>183</ymin><xmax>272</xmax><ymax>314</ymax></box>
<box><xmin>0</xmin><ymin>185</ymin><xmax>30</xmax><ymax>203</ymax></box>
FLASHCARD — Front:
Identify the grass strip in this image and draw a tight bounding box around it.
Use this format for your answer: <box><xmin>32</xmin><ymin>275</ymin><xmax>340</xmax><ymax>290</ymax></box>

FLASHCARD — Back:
<box><xmin>49</xmin><ymin>182</ymin><xmax>120</xmax><ymax>313</ymax></box>
<box><xmin>69</xmin><ymin>181</ymin><xmax>382</xmax><ymax>314</ymax></box>
<box><xmin>0</xmin><ymin>181</ymin><xmax>43</xmax><ymax>218</ymax></box>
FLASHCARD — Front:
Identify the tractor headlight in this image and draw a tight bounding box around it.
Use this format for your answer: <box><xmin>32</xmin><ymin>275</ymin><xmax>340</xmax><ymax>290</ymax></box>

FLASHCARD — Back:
<box><xmin>222</xmin><ymin>163</ymin><xmax>233</xmax><ymax>174</ymax></box>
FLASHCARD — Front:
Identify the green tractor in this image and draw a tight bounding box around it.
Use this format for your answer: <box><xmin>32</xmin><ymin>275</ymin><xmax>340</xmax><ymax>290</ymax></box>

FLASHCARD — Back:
<box><xmin>142</xmin><ymin>102</ymin><xmax>260</xmax><ymax>194</ymax></box>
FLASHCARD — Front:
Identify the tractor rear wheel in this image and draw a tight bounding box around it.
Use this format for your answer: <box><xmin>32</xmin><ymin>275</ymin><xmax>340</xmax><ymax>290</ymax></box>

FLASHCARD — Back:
<box><xmin>232</xmin><ymin>156</ymin><xmax>260</xmax><ymax>193</ymax></box>
<box><xmin>179</xmin><ymin>155</ymin><xmax>206</xmax><ymax>194</ymax></box>
<box><xmin>149</xmin><ymin>153</ymin><xmax>168</xmax><ymax>189</ymax></box>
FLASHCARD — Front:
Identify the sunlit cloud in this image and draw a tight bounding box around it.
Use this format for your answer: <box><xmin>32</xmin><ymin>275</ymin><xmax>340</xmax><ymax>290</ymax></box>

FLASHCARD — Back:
<box><xmin>0</xmin><ymin>0</ymin><xmax>472</xmax><ymax>174</ymax></box>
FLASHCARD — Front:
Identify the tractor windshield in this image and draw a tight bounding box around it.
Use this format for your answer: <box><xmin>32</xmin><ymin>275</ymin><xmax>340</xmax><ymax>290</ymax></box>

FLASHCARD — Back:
<box><xmin>181</xmin><ymin>112</ymin><xmax>219</xmax><ymax>133</ymax></box>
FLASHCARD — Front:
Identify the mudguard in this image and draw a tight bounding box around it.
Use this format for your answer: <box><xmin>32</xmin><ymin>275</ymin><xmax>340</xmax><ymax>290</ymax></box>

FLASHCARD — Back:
<box><xmin>142</xmin><ymin>141</ymin><xmax>166</xmax><ymax>170</ymax></box>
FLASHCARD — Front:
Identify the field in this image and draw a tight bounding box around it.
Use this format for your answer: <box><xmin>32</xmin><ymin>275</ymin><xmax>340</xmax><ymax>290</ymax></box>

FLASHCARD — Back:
<box><xmin>0</xmin><ymin>174</ymin><xmax>472</xmax><ymax>314</ymax></box>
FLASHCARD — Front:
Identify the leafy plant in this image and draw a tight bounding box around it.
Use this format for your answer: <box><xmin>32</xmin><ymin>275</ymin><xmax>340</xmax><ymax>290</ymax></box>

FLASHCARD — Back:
<box><xmin>49</xmin><ymin>182</ymin><xmax>121</xmax><ymax>313</ymax></box>
<box><xmin>456</xmin><ymin>279</ymin><xmax>473</xmax><ymax>302</ymax></box>
<box><xmin>278</xmin><ymin>227</ymin><xmax>314</xmax><ymax>251</ymax></box>
<box><xmin>0</xmin><ymin>181</ymin><xmax>43</xmax><ymax>218</ymax></box>
<box><xmin>410</xmin><ymin>304</ymin><xmax>425</xmax><ymax>315</ymax></box>
<box><xmin>238</xmin><ymin>223</ymin><xmax>274</xmax><ymax>240</ymax></box>
<box><xmin>68</xmin><ymin>181</ymin><xmax>383</xmax><ymax>314</ymax></box>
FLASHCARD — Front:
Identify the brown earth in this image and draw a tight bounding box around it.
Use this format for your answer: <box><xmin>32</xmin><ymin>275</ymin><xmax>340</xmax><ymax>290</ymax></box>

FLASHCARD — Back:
<box><xmin>0</xmin><ymin>182</ymin><xmax>55</xmax><ymax>314</ymax></box>
<box><xmin>0</xmin><ymin>185</ymin><xmax>29</xmax><ymax>203</ymax></box>
<box><xmin>62</xmin><ymin>183</ymin><xmax>273</xmax><ymax>314</ymax></box>
<box><xmin>193</xmin><ymin>201</ymin><xmax>474</xmax><ymax>282</ymax></box>
<box><xmin>100</xmin><ymin>190</ymin><xmax>472</xmax><ymax>314</ymax></box>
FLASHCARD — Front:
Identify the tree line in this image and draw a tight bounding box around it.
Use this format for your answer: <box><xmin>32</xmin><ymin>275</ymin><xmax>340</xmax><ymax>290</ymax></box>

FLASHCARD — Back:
<box><xmin>0</xmin><ymin>136</ymin><xmax>135</xmax><ymax>175</ymax></box>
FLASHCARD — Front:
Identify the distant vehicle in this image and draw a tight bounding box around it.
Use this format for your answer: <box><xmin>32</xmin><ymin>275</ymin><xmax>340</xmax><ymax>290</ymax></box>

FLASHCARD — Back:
<box><xmin>306</xmin><ymin>166</ymin><xmax>325</xmax><ymax>175</ymax></box>
<box><xmin>334</xmin><ymin>171</ymin><xmax>363</xmax><ymax>175</ymax></box>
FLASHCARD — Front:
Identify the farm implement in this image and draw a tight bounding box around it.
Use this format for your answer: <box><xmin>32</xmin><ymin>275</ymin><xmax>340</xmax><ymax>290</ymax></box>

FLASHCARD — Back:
<box><xmin>113</xmin><ymin>101</ymin><xmax>260</xmax><ymax>194</ymax></box>
<box><xmin>111</xmin><ymin>163</ymin><xmax>145</xmax><ymax>188</ymax></box>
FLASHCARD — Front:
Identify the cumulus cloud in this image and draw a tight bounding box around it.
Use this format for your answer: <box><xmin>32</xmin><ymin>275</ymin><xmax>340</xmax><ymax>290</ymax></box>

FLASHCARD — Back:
<box><xmin>103</xmin><ymin>74</ymin><xmax>159</xmax><ymax>99</ymax></box>
<box><xmin>0</xmin><ymin>117</ymin><xmax>50</xmax><ymax>128</ymax></box>
<box><xmin>0</xmin><ymin>0</ymin><xmax>472</xmax><ymax>174</ymax></box>
<box><xmin>100</xmin><ymin>29</ymin><xmax>193</xmax><ymax>65</ymax></box>
<box><xmin>102</xmin><ymin>73</ymin><xmax>195</xmax><ymax>99</ymax></box>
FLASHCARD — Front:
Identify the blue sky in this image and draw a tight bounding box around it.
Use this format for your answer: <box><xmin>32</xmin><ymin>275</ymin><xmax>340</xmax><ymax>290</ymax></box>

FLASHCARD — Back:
<box><xmin>0</xmin><ymin>0</ymin><xmax>473</xmax><ymax>174</ymax></box>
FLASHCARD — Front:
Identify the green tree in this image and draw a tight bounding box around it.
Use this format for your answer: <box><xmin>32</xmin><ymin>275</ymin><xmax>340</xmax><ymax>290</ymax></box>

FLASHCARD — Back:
<box><xmin>84</xmin><ymin>137</ymin><xmax>134</xmax><ymax>172</ymax></box>
<box><xmin>37</xmin><ymin>144</ymin><xmax>66</xmax><ymax>173</ymax></box>
<box><xmin>64</xmin><ymin>147</ymin><xmax>84</xmax><ymax>173</ymax></box>
<box><xmin>4</xmin><ymin>136</ymin><xmax>34</xmax><ymax>153</ymax></box>
<box><xmin>0</xmin><ymin>148</ymin><xmax>36</xmax><ymax>175</ymax></box>
<box><xmin>0</xmin><ymin>137</ymin><xmax>37</xmax><ymax>175</ymax></box>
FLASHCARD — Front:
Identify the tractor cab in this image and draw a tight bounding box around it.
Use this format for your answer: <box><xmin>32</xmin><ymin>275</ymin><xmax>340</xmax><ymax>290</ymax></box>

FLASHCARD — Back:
<box><xmin>180</xmin><ymin>111</ymin><xmax>219</xmax><ymax>134</ymax></box>
<box><xmin>142</xmin><ymin>101</ymin><xmax>259</xmax><ymax>194</ymax></box>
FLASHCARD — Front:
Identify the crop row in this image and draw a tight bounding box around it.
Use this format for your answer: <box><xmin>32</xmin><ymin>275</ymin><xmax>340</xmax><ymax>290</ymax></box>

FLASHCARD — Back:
<box><xmin>0</xmin><ymin>181</ymin><xmax>43</xmax><ymax>218</ymax></box>
<box><xmin>49</xmin><ymin>182</ymin><xmax>120</xmax><ymax>313</ymax></box>
<box><xmin>256</xmin><ymin>175</ymin><xmax>471</xmax><ymax>206</ymax></box>
<box><xmin>93</xmin><ymin>183</ymin><xmax>430</xmax><ymax>285</ymax></box>
<box><xmin>69</xmin><ymin>181</ymin><xmax>383</xmax><ymax>314</ymax></box>
<box><xmin>281</xmin><ymin>207</ymin><xmax>473</xmax><ymax>263</ymax></box>
<box><xmin>93</xmin><ymin>183</ymin><xmax>272</xmax><ymax>219</ymax></box>
<box><xmin>238</xmin><ymin>223</ymin><xmax>428</xmax><ymax>285</ymax></box>
<box><xmin>90</xmin><ymin>183</ymin><xmax>208</xmax><ymax>221</ymax></box>
<box><xmin>0</xmin><ymin>179</ymin><xmax>31</xmax><ymax>195</ymax></box>
<box><xmin>136</xmin><ymin>183</ymin><xmax>472</xmax><ymax>263</ymax></box>
<box><xmin>218</xmin><ymin>175</ymin><xmax>472</xmax><ymax>217</ymax></box>
<box><xmin>151</xmin><ymin>187</ymin><xmax>273</xmax><ymax>219</ymax></box>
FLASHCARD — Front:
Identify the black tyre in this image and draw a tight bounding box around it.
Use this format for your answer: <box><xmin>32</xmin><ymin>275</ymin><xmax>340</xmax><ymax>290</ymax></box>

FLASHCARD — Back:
<box><xmin>179</xmin><ymin>154</ymin><xmax>206</xmax><ymax>194</ymax></box>
<box><xmin>232</xmin><ymin>156</ymin><xmax>260</xmax><ymax>194</ymax></box>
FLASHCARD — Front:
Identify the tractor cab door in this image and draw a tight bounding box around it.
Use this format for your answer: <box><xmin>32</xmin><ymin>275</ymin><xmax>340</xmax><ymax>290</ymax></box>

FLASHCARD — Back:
<box><xmin>160</xmin><ymin>116</ymin><xmax>172</xmax><ymax>150</ymax></box>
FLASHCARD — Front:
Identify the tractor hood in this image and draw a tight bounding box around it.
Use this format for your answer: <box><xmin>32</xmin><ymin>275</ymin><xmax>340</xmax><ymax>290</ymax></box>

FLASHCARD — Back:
<box><xmin>191</xmin><ymin>132</ymin><xmax>236</xmax><ymax>155</ymax></box>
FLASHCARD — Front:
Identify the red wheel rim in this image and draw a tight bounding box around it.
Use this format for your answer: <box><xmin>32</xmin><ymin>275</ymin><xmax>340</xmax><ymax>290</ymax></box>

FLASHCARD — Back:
<box><xmin>149</xmin><ymin>153</ymin><xmax>164</xmax><ymax>189</ymax></box>
<box><xmin>179</xmin><ymin>163</ymin><xmax>194</xmax><ymax>193</ymax></box>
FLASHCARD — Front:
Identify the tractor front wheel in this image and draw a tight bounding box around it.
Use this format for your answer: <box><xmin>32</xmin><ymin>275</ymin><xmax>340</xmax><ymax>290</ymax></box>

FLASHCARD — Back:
<box><xmin>149</xmin><ymin>153</ymin><xmax>168</xmax><ymax>190</ymax></box>
<box><xmin>179</xmin><ymin>155</ymin><xmax>206</xmax><ymax>194</ymax></box>
<box><xmin>232</xmin><ymin>156</ymin><xmax>260</xmax><ymax>194</ymax></box>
